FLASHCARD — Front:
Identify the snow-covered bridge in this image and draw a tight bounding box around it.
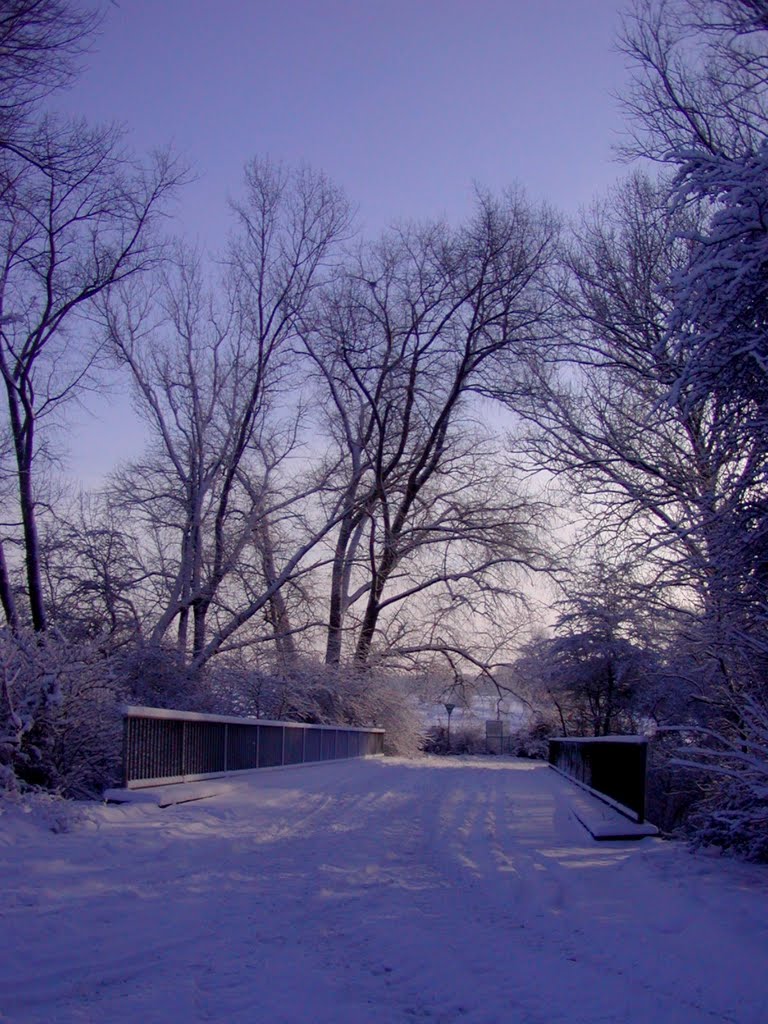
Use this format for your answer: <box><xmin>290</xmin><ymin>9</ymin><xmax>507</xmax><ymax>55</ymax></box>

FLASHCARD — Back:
<box><xmin>1</xmin><ymin>757</ymin><xmax>766</xmax><ymax>1023</ymax></box>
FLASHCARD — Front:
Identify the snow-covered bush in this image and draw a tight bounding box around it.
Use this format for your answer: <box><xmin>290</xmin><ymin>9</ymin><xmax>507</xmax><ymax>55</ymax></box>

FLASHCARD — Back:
<box><xmin>0</xmin><ymin>630</ymin><xmax>123</xmax><ymax>798</ymax></box>
<box><xmin>451</xmin><ymin>724</ymin><xmax>486</xmax><ymax>754</ymax></box>
<box><xmin>210</xmin><ymin>657</ymin><xmax>423</xmax><ymax>755</ymax></box>
<box><xmin>509</xmin><ymin>720</ymin><xmax>552</xmax><ymax>760</ymax></box>
<box><xmin>420</xmin><ymin>725</ymin><xmax>449</xmax><ymax>754</ymax></box>
<box><xmin>670</xmin><ymin>694</ymin><xmax>768</xmax><ymax>861</ymax></box>
<box><xmin>112</xmin><ymin>642</ymin><xmax>215</xmax><ymax>712</ymax></box>
<box><xmin>421</xmin><ymin>723</ymin><xmax>484</xmax><ymax>755</ymax></box>
<box><xmin>0</xmin><ymin>633</ymin><xmax>429</xmax><ymax>800</ymax></box>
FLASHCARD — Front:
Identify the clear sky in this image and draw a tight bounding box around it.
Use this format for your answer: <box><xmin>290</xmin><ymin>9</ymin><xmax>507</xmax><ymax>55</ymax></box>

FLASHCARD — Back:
<box><xmin>54</xmin><ymin>0</ymin><xmax>633</xmax><ymax>481</ymax></box>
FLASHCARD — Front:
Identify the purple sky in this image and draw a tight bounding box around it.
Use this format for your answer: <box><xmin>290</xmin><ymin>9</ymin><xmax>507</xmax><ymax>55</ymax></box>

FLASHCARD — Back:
<box><xmin>57</xmin><ymin>0</ymin><xmax>633</xmax><ymax>480</ymax></box>
<box><xmin>60</xmin><ymin>0</ymin><xmax>630</xmax><ymax>244</ymax></box>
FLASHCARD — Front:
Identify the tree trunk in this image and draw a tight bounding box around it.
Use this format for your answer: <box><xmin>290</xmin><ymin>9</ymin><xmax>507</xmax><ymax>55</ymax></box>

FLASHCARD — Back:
<box><xmin>4</xmin><ymin>375</ymin><xmax>46</xmax><ymax>631</ymax></box>
<box><xmin>353</xmin><ymin>556</ymin><xmax>392</xmax><ymax>665</ymax></box>
<box><xmin>0</xmin><ymin>538</ymin><xmax>18</xmax><ymax>631</ymax></box>
<box><xmin>256</xmin><ymin>518</ymin><xmax>297</xmax><ymax>670</ymax></box>
<box><xmin>325</xmin><ymin>516</ymin><xmax>355</xmax><ymax>666</ymax></box>
<box><xmin>192</xmin><ymin>599</ymin><xmax>208</xmax><ymax>660</ymax></box>
<box><xmin>18</xmin><ymin>456</ymin><xmax>46</xmax><ymax>631</ymax></box>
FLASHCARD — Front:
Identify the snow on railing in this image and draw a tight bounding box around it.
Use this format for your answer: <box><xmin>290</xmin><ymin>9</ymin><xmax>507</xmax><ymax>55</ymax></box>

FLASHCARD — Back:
<box><xmin>548</xmin><ymin>735</ymin><xmax>649</xmax><ymax>823</ymax></box>
<box><xmin>121</xmin><ymin>705</ymin><xmax>385</xmax><ymax>789</ymax></box>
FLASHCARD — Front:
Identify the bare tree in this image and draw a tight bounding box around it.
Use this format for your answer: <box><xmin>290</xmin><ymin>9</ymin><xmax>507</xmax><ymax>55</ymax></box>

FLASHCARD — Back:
<box><xmin>622</xmin><ymin>0</ymin><xmax>768</xmax><ymax>806</ymax></box>
<box><xmin>620</xmin><ymin>0</ymin><xmax>768</xmax><ymax>160</ymax></box>
<box><xmin>104</xmin><ymin>180</ymin><xmax>555</xmax><ymax>677</ymax></box>
<box><xmin>621</xmin><ymin>2</ymin><xmax>768</xmax><ymax>411</ymax></box>
<box><xmin>0</xmin><ymin>0</ymin><xmax>100</xmax><ymax>147</ymax></box>
<box><xmin>37</xmin><ymin>491</ymin><xmax>145</xmax><ymax>643</ymax></box>
<box><xmin>617</xmin><ymin>4</ymin><xmax>768</xmax><ymax>670</ymax></box>
<box><xmin>105</xmin><ymin>160</ymin><xmax>352</xmax><ymax>667</ymax></box>
<box><xmin>0</xmin><ymin>116</ymin><xmax>182</xmax><ymax>630</ymax></box>
<box><xmin>303</xmin><ymin>189</ymin><xmax>557</xmax><ymax>667</ymax></box>
<box><xmin>501</xmin><ymin>174</ymin><xmax>767</xmax><ymax>638</ymax></box>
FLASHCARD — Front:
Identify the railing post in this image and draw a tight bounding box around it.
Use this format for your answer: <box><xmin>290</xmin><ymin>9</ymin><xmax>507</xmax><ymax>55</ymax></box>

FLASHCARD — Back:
<box><xmin>182</xmin><ymin>720</ymin><xmax>189</xmax><ymax>779</ymax></box>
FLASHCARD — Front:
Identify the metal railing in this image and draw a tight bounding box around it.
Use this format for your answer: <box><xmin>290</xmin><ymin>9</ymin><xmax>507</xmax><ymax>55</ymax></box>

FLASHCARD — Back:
<box><xmin>122</xmin><ymin>705</ymin><xmax>385</xmax><ymax>789</ymax></box>
<box><xmin>548</xmin><ymin>736</ymin><xmax>649</xmax><ymax>823</ymax></box>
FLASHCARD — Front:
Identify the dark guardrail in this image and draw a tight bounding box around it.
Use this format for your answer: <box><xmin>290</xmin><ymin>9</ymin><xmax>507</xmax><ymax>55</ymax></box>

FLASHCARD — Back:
<box><xmin>548</xmin><ymin>736</ymin><xmax>649</xmax><ymax>823</ymax></box>
<box><xmin>122</xmin><ymin>705</ymin><xmax>385</xmax><ymax>788</ymax></box>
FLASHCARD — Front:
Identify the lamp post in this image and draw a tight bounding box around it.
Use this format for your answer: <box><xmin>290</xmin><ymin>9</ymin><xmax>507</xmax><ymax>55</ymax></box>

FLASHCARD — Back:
<box><xmin>444</xmin><ymin>703</ymin><xmax>455</xmax><ymax>753</ymax></box>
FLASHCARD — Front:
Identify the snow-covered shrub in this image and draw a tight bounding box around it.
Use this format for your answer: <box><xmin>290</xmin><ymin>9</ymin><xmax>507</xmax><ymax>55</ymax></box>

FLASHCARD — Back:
<box><xmin>689</xmin><ymin>779</ymin><xmax>768</xmax><ymax>861</ymax></box>
<box><xmin>421</xmin><ymin>723</ymin><xmax>484</xmax><ymax>754</ymax></box>
<box><xmin>450</xmin><ymin>724</ymin><xmax>485</xmax><ymax>754</ymax></box>
<box><xmin>343</xmin><ymin>672</ymin><xmax>422</xmax><ymax>756</ymax></box>
<box><xmin>112</xmin><ymin>642</ymin><xmax>215</xmax><ymax>712</ymax></box>
<box><xmin>420</xmin><ymin>725</ymin><xmax>449</xmax><ymax>754</ymax></box>
<box><xmin>0</xmin><ymin>630</ymin><xmax>123</xmax><ymax>798</ymax></box>
<box><xmin>209</xmin><ymin>657</ymin><xmax>423</xmax><ymax>755</ymax></box>
<box><xmin>509</xmin><ymin>720</ymin><xmax>552</xmax><ymax>760</ymax></box>
<box><xmin>671</xmin><ymin>694</ymin><xmax>768</xmax><ymax>861</ymax></box>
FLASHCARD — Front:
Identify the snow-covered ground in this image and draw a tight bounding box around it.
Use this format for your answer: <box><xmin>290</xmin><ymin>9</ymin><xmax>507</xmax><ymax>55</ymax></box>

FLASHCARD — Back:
<box><xmin>1</xmin><ymin>757</ymin><xmax>766</xmax><ymax>1024</ymax></box>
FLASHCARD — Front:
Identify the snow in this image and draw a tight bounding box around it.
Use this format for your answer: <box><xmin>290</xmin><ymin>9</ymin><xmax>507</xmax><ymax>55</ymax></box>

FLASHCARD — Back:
<box><xmin>551</xmin><ymin>734</ymin><xmax>648</xmax><ymax>743</ymax></box>
<box><xmin>1</xmin><ymin>757</ymin><xmax>767</xmax><ymax>1024</ymax></box>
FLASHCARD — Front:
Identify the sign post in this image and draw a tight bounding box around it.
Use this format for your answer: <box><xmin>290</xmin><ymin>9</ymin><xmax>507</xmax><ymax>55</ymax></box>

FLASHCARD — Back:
<box><xmin>444</xmin><ymin>703</ymin><xmax>456</xmax><ymax>752</ymax></box>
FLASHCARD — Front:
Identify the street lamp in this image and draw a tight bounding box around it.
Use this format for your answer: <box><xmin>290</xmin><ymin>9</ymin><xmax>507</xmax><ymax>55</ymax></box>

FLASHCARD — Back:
<box><xmin>443</xmin><ymin>702</ymin><xmax>455</xmax><ymax>753</ymax></box>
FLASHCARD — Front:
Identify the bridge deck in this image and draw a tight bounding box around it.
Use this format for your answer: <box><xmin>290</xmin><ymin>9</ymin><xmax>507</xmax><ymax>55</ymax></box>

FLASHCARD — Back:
<box><xmin>1</xmin><ymin>756</ymin><xmax>765</xmax><ymax>1023</ymax></box>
